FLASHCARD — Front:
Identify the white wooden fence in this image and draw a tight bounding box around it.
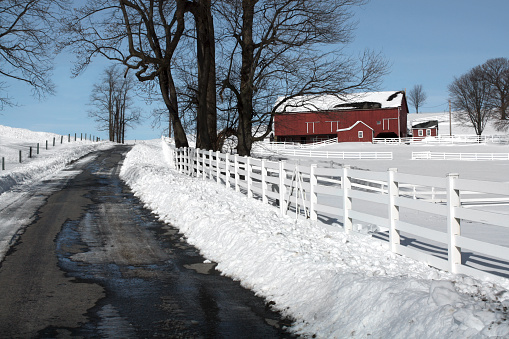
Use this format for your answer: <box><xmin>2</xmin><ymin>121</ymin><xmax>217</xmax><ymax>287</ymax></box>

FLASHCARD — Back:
<box><xmin>171</xmin><ymin>145</ymin><xmax>509</xmax><ymax>281</ymax></box>
<box><xmin>373</xmin><ymin>135</ymin><xmax>509</xmax><ymax>145</ymax></box>
<box><xmin>253</xmin><ymin>147</ymin><xmax>393</xmax><ymax>160</ymax></box>
<box><xmin>412</xmin><ymin>152</ymin><xmax>509</xmax><ymax>161</ymax></box>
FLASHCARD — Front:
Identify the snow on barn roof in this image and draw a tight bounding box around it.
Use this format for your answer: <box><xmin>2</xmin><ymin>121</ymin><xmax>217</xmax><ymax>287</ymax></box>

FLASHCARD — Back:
<box><xmin>412</xmin><ymin>120</ymin><xmax>439</xmax><ymax>129</ymax></box>
<box><xmin>275</xmin><ymin>91</ymin><xmax>405</xmax><ymax>113</ymax></box>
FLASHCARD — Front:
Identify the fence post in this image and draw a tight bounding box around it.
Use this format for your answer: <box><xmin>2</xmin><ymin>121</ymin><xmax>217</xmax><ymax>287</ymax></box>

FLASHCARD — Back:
<box><xmin>46</xmin><ymin>140</ymin><xmax>48</xmax><ymax>150</ymax></box>
<box><xmin>74</xmin><ymin>133</ymin><xmax>76</xmax><ymax>141</ymax></box>
<box><xmin>234</xmin><ymin>154</ymin><xmax>240</xmax><ymax>192</ymax></box>
<box><xmin>180</xmin><ymin>148</ymin><xmax>184</xmax><ymax>173</ymax></box>
<box><xmin>261</xmin><ymin>159</ymin><xmax>268</xmax><ymax>204</ymax></box>
<box><xmin>37</xmin><ymin>143</ymin><xmax>39</xmax><ymax>154</ymax></box>
<box><xmin>447</xmin><ymin>173</ymin><xmax>461</xmax><ymax>273</ymax></box>
<box><xmin>183</xmin><ymin>148</ymin><xmax>188</xmax><ymax>174</ymax></box>
<box><xmin>178</xmin><ymin>148</ymin><xmax>183</xmax><ymax>172</ymax></box>
<box><xmin>342</xmin><ymin>165</ymin><xmax>352</xmax><ymax>233</ymax></box>
<box><xmin>225</xmin><ymin>153</ymin><xmax>230</xmax><ymax>188</ymax></box>
<box><xmin>388</xmin><ymin>168</ymin><xmax>400</xmax><ymax>252</ymax></box>
<box><xmin>19</xmin><ymin>150</ymin><xmax>22</xmax><ymax>163</ymax></box>
<box><xmin>182</xmin><ymin>148</ymin><xmax>186</xmax><ymax>174</ymax></box>
<box><xmin>309</xmin><ymin>164</ymin><xmax>318</xmax><ymax>221</ymax></box>
<box><xmin>203</xmin><ymin>150</ymin><xmax>207</xmax><ymax>180</ymax></box>
<box><xmin>195</xmin><ymin>148</ymin><xmax>200</xmax><ymax>177</ymax></box>
<box><xmin>246</xmin><ymin>157</ymin><xmax>253</xmax><ymax>199</ymax></box>
<box><xmin>2</xmin><ymin>157</ymin><xmax>4</xmax><ymax>170</ymax></box>
<box><xmin>216</xmin><ymin>151</ymin><xmax>221</xmax><ymax>184</ymax></box>
<box><xmin>208</xmin><ymin>150</ymin><xmax>213</xmax><ymax>180</ymax></box>
<box><xmin>60</xmin><ymin>136</ymin><xmax>63</xmax><ymax>144</ymax></box>
<box><xmin>29</xmin><ymin>147</ymin><xmax>32</xmax><ymax>158</ymax></box>
<box><xmin>279</xmin><ymin>160</ymin><xmax>286</xmax><ymax>216</ymax></box>
<box><xmin>53</xmin><ymin>137</ymin><xmax>55</xmax><ymax>147</ymax></box>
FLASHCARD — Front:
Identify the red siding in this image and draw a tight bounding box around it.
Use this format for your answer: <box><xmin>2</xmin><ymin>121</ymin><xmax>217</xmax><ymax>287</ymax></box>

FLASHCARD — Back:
<box><xmin>412</xmin><ymin>128</ymin><xmax>438</xmax><ymax>137</ymax></box>
<box><xmin>275</xmin><ymin>107</ymin><xmax>406</xmax><ymax>142</ymax></box>
<box><xmin>337</xmin><ymin>124</ymin><xmax>373</xmax><ymax>142</ymax></box>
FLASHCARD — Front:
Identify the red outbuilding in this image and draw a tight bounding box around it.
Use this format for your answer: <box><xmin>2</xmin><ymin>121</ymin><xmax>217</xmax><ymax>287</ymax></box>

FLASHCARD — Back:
<box><xmin>274</xmin><ymin>91</ymin><xmax>408</xmax><ymax>143</ymax></box>
<box><xmin>411</xmin><ymin>120</ymin><xmax>438</xmax><ymax>138</ymax></box>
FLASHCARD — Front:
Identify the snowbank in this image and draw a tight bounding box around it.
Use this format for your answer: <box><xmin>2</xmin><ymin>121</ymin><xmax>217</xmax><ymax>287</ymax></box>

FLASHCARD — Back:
<box><xmin>120</xmin><ymin>140</ymin><xmax>509</xmax><ymax>338</ymax></box>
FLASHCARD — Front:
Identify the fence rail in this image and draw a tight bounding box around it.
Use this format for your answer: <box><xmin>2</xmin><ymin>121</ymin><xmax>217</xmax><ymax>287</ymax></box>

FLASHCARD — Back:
<box><xmin>373</xmin><ymin>135</ymin><xmax>509</xmax><ymax>145</ymax></box>
<box><xmin>169</xmin><ymin>144</ymin><xmax>509</xmax><ymax>281</ymax></box>
<box><xmin>253</xmin><ymin>146</ymin><xmax>393</xmax><ymax>160</ymax></box>
<box><xmin>412</xmin><ymin>152</ymin><xmax>509</xmax><ymax>161</ymax></box>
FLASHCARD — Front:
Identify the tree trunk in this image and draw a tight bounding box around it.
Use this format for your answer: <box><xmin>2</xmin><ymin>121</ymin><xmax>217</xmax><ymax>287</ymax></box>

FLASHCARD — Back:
<box><xmin>192</xmin><ymin>0</ymin><xmax>216</xmax><ymax>151</ymax></box>
<box><xmin>159</xmin><ymin>70</ymin><xmax>189</xmax><ymax>149</ymax></box>
<box><xmin>236</xmin><ymin>0</ymin><xmax>256</xmax><ymax>156</ymax></box>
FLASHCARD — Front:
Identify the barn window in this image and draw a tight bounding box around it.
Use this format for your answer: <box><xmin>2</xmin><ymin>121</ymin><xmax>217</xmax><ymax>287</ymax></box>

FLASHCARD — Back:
<box><xmin>418</xmin><ymin>130</ymin><xmax>423</xmax><ymax>137</ymax></box>
<box><xmin>426</xmin><ymin>129</ymin><xmax>431</xmax><ymax>136</ymax></box>
<box><xmin>377</xmin><ymin>121</ymin><xmax>381</xmax><ymax>125</ymax></box>
<box><xmin>358</xmin><ymin>131</ymin><xmax>363</xmax><ymax>139</ymax></box>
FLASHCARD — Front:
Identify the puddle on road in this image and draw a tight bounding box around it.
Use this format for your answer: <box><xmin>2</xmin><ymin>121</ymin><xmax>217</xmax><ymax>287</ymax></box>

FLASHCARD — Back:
<box><xmin>183</xmin><ymin>261</ymin><xmax>218</xmax><ymax>275</ymax></box>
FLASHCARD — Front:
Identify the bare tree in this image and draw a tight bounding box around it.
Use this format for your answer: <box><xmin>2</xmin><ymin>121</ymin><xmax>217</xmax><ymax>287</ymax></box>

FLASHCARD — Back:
<box><xmin>216</xmin><ymin>0</ymin><xmax>388</xmax><ymax>156</ymax></box>
<box><xmin>89</xmin><ymin>65</ymin><xmax>141</xmax><ymax>143</ymax></box>
<box><xmin>0</xmin><ymin>0</ymin><xmax>68</xmax><ymax>108</ymax></box>
<box><xmin>408</xmin><ymin>84</ymin><xmax>427</xmax><ymax>113</ymax></box>
<box><xmin>61</xmin><ymin>0</ymin><xmax>191</xmax><ymax>148</ymax></box>
<box><xmin>480</xmin><ymin>58</ymin><xmax>509</xmax><ymax>131</ymax></box>
<box><xmin>449</xmin><ymin>66</ymin><xmax>495</xmax><ymax>136</ymax></box>
<box><xmin>61</xmin><ymin>0</ymin><xmax>219</xmax><ymax>149</ymax></box>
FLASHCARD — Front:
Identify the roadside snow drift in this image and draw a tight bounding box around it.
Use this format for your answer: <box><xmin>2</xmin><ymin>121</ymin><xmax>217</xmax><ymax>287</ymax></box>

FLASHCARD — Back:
<box><xmin>120</xmin><ymin>140</ymin><xmax>509</xmax><ymax>338</ymax></box>
<box><xmin>0</xmin><ymin>125</ymin><xmax>110</xmax><ymax>195</ymax></box>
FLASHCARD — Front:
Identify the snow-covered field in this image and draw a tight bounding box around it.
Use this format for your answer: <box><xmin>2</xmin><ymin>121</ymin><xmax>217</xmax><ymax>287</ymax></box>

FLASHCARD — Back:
<box><xmin>2</xmin><ymin>122</ymin><xmax>509</xmax><ymax>337</ymax></box>
<box><xmin>0</xmin><ymin>125</ymin><xmax>110</xmax><ymax>194</ymax></box>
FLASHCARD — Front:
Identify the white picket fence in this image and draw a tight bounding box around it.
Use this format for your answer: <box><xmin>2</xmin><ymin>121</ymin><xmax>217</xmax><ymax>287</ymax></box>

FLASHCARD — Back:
<box><xmin>412</xmin><ymin>152</ymin><xmax>509</xmax><ymax>161</ymax></box>
<box><xmin>170</xmin><ymin>145</ymin><xmax>509</xmax><ymax>281</ymax></box>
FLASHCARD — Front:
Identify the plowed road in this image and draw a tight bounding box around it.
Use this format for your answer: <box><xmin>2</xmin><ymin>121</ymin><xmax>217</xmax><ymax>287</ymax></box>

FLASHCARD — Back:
<box><xmin>0</xmin><ymin>145</ymin><xmax>293</xmax><ymax>338</ymax></box>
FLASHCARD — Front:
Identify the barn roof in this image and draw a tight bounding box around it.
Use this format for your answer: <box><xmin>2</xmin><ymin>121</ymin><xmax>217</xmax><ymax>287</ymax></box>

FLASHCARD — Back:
<box><xmin>412</xmin><ymin>120</ymin><xmax>438</xmax><ymax>129</ymax></box>
<box><xmin>275</xmin><ymin>91</ymin><xmax>406</xmax><ymax>113</ymax></box>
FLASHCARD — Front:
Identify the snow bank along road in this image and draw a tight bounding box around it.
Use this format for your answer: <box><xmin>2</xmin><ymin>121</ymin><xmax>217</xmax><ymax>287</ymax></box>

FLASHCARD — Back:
<box><xmin>0</xmin><ymin>145</ymin><xmax>292</xmax><ymax>337</ymax></box>
<box><xmin>120</xmin><ymin>140</ymin><xmax>509</xmax><ymax>338</ymax></box>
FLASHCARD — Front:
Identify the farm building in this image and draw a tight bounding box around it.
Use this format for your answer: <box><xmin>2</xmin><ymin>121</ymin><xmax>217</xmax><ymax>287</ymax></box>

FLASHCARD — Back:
<box><xmin>273</xmin><ymin>91</ymin><xmax>409</xmax><ymax>143</ymax></box>
<box><xmin>411</xmin><ymin>120</ymin><xmax>438</xmax><ymax>138</ymax></box>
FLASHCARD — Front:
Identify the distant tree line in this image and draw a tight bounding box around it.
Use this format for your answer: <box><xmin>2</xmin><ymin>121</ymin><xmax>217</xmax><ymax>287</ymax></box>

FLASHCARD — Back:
<box><xmin>88</xmin><ymin>65</ymin><xmax>141</xmax><ymax>143</ymax></box>
<box><xmin>449</xmin><ymin>58</ymin><xmax>509</xmax><ymax>135</ymax></box>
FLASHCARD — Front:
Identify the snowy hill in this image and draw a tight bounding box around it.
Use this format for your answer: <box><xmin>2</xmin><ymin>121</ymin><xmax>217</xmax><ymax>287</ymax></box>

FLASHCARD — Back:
<box><xmin>407</xmin><ymin>112</ymin><xmax>506</xmax><ymax>136</ymax></box>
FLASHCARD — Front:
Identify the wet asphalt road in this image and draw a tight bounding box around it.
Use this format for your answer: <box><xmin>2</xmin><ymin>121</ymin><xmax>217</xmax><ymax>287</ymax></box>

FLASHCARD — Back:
<box><xmin>0</xmin><ymin>146</ymin><xmax>294</xmax><ymax>338</ymax></box>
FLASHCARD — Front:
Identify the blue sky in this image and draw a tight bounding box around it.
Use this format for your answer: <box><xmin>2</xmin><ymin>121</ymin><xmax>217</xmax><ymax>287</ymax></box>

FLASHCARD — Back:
<box><xmin>1</xmin><ymin>0</ymin><xmax>509</xmax><ymax>140</ymax></box>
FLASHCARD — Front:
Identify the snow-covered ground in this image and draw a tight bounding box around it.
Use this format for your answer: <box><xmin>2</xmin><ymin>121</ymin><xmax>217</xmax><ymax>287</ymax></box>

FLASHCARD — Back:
<box><xmin>121</xmin><ymin>139</ymin><xmax>509</xmax><ymax>338</ymax></box>
<box><xmin>0</xmin><ymin>125</ymin><xmax>110</xmax><ymax>194</ymax></box>
<box><xmin>2</xmin><ymin>123</ymin><xmax>509</xmax><ymax>337</ymax></box>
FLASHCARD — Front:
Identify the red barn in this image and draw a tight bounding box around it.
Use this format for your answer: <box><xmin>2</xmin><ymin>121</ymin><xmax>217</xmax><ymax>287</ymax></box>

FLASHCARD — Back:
<box><xmin>274</xmin><ymin>91</ymin><xmax>408</xmax><ymax>143</ymax></box>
